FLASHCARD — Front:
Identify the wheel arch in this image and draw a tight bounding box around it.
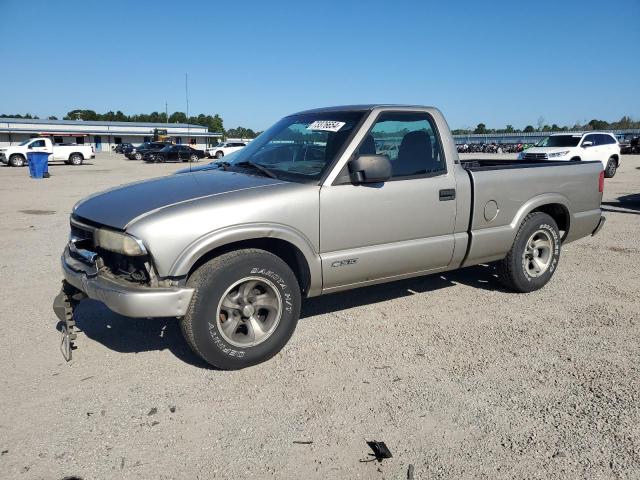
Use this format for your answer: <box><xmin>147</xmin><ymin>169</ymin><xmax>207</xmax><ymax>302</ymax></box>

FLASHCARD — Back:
<box><xmin>68</xmin><ymin>152</ymin><xmax>85</xmax><ymax>160</ymax></box>
<box><xmin>170</xmin><ymin>224</ymin><xmax>322</xmax><ymax>297</ymax></box>
<box><xmin>513</xmin><ymin>194</ymin><xmax>571</xmax><ymax>241</ymax></box>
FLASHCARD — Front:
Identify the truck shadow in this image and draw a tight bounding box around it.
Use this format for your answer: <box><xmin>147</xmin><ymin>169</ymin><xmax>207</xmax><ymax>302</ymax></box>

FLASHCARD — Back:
<box><xmin>601</xmin><ymin>193</ymin><xmax>640</xmax><ymax>215</ymax></box>
<box><xmin>57</xmin><ymin>264</ymin><xmax>503</xmax><ymax>369</ymax></box>
<box><xmin>301</xmin><ymin>263</ymin><xmax>503</xmax><ymax>319</ymax></box>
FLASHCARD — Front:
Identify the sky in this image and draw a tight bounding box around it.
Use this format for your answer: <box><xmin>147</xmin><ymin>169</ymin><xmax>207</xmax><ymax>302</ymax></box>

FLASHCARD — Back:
<box><xmin>0</xmin><ymin>0</ymin><xmax>638</xmax><ymax>131</ymax></box>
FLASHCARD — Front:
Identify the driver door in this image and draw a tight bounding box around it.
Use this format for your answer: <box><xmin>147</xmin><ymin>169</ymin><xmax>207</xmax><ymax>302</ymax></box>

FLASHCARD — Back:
<box><xmin>319</xmin><ymin>111</ymin><xmax>457</xmax><ymax>292</ymax></box>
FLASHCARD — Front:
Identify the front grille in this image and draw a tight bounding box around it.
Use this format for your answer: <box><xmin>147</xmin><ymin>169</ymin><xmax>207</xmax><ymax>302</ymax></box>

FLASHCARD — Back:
<box><xmin>524</xmin><ymin>152</ymin><xmax>548</xmax><ymax>160</ymax></box>
<box><xmin>70</xmin><ymin>222</ymin><xmax>94</xmax><ymax>243</ymax></box>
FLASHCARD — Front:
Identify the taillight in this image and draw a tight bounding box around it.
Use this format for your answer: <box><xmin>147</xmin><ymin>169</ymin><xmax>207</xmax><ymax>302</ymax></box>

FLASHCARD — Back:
<box><xmin>598</xmin><ymin>171</ymin><xmax>604</xmax><ymax>193</ymax></box>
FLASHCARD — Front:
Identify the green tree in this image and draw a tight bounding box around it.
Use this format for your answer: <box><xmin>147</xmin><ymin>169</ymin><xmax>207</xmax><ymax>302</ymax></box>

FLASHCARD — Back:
<box><xmin>473</xmin><ymin>123</ymin><xmax>487</xmax><ymax>134</ymax></box>
<box><xmin>523</xmin><ymin>125</ymin><xmax>535</xmax><ymax>133</ymax></box>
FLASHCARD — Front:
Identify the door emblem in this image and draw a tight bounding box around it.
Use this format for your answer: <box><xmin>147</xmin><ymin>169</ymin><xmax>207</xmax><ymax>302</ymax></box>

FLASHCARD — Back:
<box><xmin>331</xmin><ymin>258</ymin><xmax>358</xmax><ymax>268</ymax></box>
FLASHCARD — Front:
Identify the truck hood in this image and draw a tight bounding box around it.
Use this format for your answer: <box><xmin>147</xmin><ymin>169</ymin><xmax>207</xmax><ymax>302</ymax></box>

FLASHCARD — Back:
<box><xmin>73</xmin><ymin>170</ymin><xmax>286</xmax><ymax>230</ymax></box>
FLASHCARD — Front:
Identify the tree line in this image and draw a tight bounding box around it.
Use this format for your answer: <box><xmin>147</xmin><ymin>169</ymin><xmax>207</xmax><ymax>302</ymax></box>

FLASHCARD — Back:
<box><xmin>452</xmin><ymin>116</ymin><xmax>640</xmax><ymax>135</ymax></box>
<box><xmin>0</xmin><ymin>110</ymin><xmax>259</xmax><ymax>138</ymax></box>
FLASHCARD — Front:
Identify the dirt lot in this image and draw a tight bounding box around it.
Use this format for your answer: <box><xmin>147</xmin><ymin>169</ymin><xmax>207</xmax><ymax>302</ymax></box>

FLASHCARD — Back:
<box><xmin>0</xmin><ymin>153</ymin><xmax>638</xmax><ymax>479</ymax></box>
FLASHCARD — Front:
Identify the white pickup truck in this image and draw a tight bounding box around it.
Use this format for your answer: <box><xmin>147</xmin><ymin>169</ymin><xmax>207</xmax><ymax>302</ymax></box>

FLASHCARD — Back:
<box><xmin>0</xmin><ymin>138</ymin><xmax>95</xmax><ymax>167</ymax></box>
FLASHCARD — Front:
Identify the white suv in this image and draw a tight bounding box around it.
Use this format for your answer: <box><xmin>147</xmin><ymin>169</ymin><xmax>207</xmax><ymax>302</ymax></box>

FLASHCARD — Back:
<box><xmin>519</xmin><ymin>132</ymin><xmax>620</xmax><ymax>177</ymax></box>
<box><xmin>207</xmin><ymin>142</ymin><xmax>247</xmax><ymax>159</ymax></box>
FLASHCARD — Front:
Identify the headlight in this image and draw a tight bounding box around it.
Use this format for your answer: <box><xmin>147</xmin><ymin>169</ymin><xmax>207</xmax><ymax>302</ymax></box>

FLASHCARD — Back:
<box><xmin>95</xmin><ymin>229</ymin><xmax>147</xmax><ymax>256</ymax></box>
<box><xmin>548</xmin><ymin>150</ymin><xmax>570</xmax><ymax>158</ymax></box>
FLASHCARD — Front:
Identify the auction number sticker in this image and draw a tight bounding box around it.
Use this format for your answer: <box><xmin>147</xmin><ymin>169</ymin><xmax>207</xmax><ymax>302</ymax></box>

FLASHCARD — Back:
<box><xmin>307</xmin><ymin>120</ymin><xmax>346</xmax><ymax>132</ymax></box>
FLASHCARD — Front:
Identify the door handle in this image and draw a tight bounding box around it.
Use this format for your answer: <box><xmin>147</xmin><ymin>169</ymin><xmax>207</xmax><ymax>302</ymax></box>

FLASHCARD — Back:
<box><xmin>439</xmin><ymin>189</ymin><xmax>456</xmax><ymax>201</ymax></box>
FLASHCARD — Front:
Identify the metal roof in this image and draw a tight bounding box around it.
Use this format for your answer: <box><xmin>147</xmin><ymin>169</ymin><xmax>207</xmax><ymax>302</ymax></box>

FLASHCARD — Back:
<box><xmin>0</xmin><ymin>117</ymin><xmax>206</xmax><ymax>129</ymax></box>
<box><xmin>292</xmin><ymin>104</ymin><xmax>436</xmax><ymax>115</ymax></box>
<box><xmin>0</xmin><ymin>127</ymin><xmax>222</xmax><ymax>137</ymax></box>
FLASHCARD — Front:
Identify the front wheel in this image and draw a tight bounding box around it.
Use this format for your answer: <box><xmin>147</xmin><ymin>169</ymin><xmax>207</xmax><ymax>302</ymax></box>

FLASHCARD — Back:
<box><xmin>189</xmin><ymin>154</ymin><xmax>199</xmax><ymax>162</ymax></box>
<box><xmin>181</xmin><ymin>249</ymin><xmax>301</xmax><ymax>370</ymax></box>
<box><xmin>9</xmin><ymin>154</ymin><xmax>25</xmax><ymax>167</ymax></box>
<box><xmin>134</xmin><ymin>153</ymin><xmax>143</xmax><ymax>160</ymax></box>
<box><xmin>496</xmin><ymin>212</ymin><xmax>561</xmax><ymax>293</ymax></box>
<box><xmin>604</xmin><ymin>157</ymin><xmax>617</xmax><ymax>178</ymax></box>
<box><xmin>215</xmin><ymin>151</ymin><xmax>224</xmax><ymax>159</ymax></box>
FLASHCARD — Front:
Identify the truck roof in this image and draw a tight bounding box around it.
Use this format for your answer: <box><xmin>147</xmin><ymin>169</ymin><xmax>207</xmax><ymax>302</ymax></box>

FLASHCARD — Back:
<box><xmin>291</xmin><ymin>104</ymin><xmax>435</xmax><ymax>115</ymax></box>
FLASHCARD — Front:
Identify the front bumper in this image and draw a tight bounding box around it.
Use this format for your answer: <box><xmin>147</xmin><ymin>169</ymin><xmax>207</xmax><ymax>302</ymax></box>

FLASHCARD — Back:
<box><xmin>0</xmin><ymin>153</ymin><xmax>7</xmax><ymax>164</ymax></box>
<box><xmin>61</xmin><ymin>245</ymin><xmax>194</xmax><ymax>318</ymax></box>
<box><xmin>591</xmin><ymin>215</ymin><xmax>606</xmax><ymax>236</ymax></box>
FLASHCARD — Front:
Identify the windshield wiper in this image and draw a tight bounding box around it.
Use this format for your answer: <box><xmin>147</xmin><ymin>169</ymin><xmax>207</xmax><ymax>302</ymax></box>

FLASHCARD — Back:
<box><xmin>231</xmin><ymin>161</ymin><xmax>279</xmax><ymax>179</ymax></box>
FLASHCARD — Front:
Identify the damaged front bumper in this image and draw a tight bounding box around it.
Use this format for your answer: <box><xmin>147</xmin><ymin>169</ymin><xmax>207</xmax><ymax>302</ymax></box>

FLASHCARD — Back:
<box><xmin>60</xmin><ymin>245</ymin><xmax>194</xmax><ymax>318</ymax></box>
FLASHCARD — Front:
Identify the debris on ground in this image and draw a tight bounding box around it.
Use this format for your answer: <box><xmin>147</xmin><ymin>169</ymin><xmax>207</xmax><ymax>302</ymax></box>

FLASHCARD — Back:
<box><xmin>407</xmin><ymin>463</ymin><xmax>415</xmax><ymax>479</ymax></box>
<box><xmin>364</xmin><ymin>440</ymin><xmax>393</xmax><ymax>462</ymax></box>
<box><xmin>292</xmin><ymin>440</ymin><xmax>313</xmax><ymax>445</ymax></box>
<box><xmin>147</xmin><ymin>407</ymin><xmax>157</xmax><ymax>416</ymax></box>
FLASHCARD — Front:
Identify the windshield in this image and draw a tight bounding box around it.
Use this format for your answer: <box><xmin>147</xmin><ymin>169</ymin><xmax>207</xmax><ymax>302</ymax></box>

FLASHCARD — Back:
<box><xmin>227</xmin><ymin>111</ymin><xmax>365</xmax><ymax>182</ymax></box>
<box><xmin>536</xmin><ymin>135</ymin><xmax>581</xmax><ymax>147</ymax></box>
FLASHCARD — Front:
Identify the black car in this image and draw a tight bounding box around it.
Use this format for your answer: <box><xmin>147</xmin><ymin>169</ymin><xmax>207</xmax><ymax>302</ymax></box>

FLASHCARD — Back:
<box><xmin>143</xmin><ymin>144</ymin><xmax>206</xmax><ymax>163</ymax></box>
<box><xmin>114</xmin><ymin>142</ymin><xmax>133</xmax><ymax>154</ymax></box>
<box><xmin>125</xmin><ymin>142</ymin><xmax>171</xmax><ymax>160</ymax></box>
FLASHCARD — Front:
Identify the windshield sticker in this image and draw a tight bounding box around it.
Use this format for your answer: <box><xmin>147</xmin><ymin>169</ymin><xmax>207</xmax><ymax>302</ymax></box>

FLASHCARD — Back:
<box><xmin>307</xmin><ymin>120</ymin><xmax>346</xmax><ymax>132</ymax></box>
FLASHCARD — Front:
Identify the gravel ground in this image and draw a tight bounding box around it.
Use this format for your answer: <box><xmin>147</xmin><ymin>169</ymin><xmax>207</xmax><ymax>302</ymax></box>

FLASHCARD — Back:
<box><xmin>0</xmin><ymin>153</ymin><xmax>638</xmax><ymax>479</ymax></box>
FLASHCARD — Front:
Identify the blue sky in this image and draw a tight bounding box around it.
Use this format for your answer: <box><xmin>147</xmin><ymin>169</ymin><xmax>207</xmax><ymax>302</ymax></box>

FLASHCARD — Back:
<box><xmin>1</xmin><ymin>0</ymin><xmax>638</xmax><ymax>130</ymax></box>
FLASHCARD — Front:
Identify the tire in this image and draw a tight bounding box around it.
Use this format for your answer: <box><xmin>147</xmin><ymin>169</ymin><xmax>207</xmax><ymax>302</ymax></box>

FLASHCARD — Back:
<box><xmin>190</xmin><ymin>154</ymin><xmax>199</xmax><ymax>162</ymax></box>
<box><xmin>9</xmin><ymin>154</ymin><xmax>25</xmax><ymax>167</ymax></box>
<box><xmin>181</xmin><ymin>249</ymin><xmax>301</xmax><ymax>370</ymax></box>
<box><xmin>604</xmin><ymin>157</ymin><xmax>617</xmax><ymax>178</ymax></box>
<box><xmin>69</xmin><ymin>153</ymin><xmax>83</xmax><ymax>166</ymax></box>
<box><xmin>215</xmin><ymin>151</ymin><xmax>224</xmax><ymax>159</ymax></box>
<box><xmin>496</xmin><ymin>212</ymin><xmax>561</xmax><ymax>293</ymax></box>
<box><xmin>134</xmin><ymin>153</ymin><xmax>142</xmax><ymax>160</ymax></box>
<box><xmin>155</xmin><ymin>155</ymin><xmax>165</xmax><ymax>163</ymax></box>
<box><xmin>570</xmin><ymin>157</ymin><xmax>581</xmax><ymax>162</ymax></box>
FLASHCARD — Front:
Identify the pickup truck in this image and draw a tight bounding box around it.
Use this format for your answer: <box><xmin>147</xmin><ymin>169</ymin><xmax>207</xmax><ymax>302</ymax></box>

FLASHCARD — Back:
<box><xmin>55</xmin><ymin>105</ymin><xmax>606</xmax><ymax>369</ymax></box>
<box><xmin>0</xmin><ymin>137</ymin><xmax>94</xmax><ymax>167</ymax></box>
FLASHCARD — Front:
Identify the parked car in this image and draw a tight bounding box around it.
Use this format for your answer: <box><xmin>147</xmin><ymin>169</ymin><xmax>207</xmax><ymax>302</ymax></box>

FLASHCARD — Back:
<box><xmin>125</xmin><ymin>142</ymin><xmax>171</xmax><ymax>160</ymax></box>
<box><xmin>144</xmin><ymin>145</ymin><xmax>206</xmax><ymax>163</ymax></box>
<box><xmin>55</xmin><ymin>104</ymin><xmax>605</xmax><ymax>370</ymax></box>
<box><xmin>0</xmin><ymin>137</ymin><xmax>94</xmax><ymax>167</ymax></box>
<box><xmin>207</xmin><ymin>141</ymin><xmax>247</xmax><ymax>159</ymax></box>
<box><xmin>121</xmin><ymin>143</ymin><xmax>136</xmax><ymax>155</ymax></box>
<box><xmin>114</xmin><ymin>143</ymin><xmax>133</xmax><ymax>154</ymax></box>
<box><xmin>518</xmin><ymin>132</ymin><xmax>621</xmax><ymax>177</ymax></box>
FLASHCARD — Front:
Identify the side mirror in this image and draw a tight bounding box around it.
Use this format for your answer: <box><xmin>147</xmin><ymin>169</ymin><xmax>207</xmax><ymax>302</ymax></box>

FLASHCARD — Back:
<box><xmin>582</xmin><ymin>140</ymin><xmax>593</xmax><ymax>148</ymax></box>
<box><xmin>348</xmin><ymin>154</ymin><xmax>392</xmax><ymax>184</ymax></box>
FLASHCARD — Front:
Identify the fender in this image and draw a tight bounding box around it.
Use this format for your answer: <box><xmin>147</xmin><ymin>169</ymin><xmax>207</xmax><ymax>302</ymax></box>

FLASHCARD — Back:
<box><xmin>168</xmin><ymin>222</ymin><xmax>323</xmax><ymax>297</ymax></box>
<box><xmin>510</xmin><ymin>193</ymin><xmax>571</xmax><ymax>233</ymax></box>
<box><xmin>463</xmin><ymin>193</ymin><xmax>571</xmax><ymax>267</ymax></box>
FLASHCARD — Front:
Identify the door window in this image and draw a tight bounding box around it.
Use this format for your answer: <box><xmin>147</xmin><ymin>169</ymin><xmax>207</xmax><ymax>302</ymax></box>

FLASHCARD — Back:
<box><xmin>582</xmin><ymin>134</ymin><xmax>596</xmax><ymax>146</ymax></box>
<box><xmin>30</xmin><ymin>140</ymin><xmax>46</xmax><ymax>148</ymax></box>
<box><xmin>359</xmin><ymin>112</ymin><xmax>445</xmax><ymax>178</ymax></box>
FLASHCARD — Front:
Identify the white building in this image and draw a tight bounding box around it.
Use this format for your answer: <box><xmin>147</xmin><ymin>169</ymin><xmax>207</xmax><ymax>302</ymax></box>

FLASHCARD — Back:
<box><xmin>0</xmin><ymin>118</ymin><xmax>222</xmax><ymax>151</ymax></box>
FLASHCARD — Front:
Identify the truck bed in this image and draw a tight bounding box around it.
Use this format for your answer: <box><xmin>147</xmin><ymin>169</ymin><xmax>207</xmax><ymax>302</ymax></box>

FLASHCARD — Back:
<box><xmin>458</xmin><ymin>158</ymin><xmax>604</xmax><ymax>267</ymax></box>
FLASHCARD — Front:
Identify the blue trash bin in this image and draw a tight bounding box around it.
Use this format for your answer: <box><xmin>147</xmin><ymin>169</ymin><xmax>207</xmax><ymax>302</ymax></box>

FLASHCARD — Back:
<box><xmin>26</xmin><ymin>152</ymin><xmax>50</xmax><ymax>179</ymax></box>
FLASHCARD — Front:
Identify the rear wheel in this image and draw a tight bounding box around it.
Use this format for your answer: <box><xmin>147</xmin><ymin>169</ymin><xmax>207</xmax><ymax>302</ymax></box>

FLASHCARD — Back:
<box><xmin>180</xmin><ymin>249</ymin><xmax>301</xmax><ymax>370</ymax></box>
<box><xmin>604</xmin><ymin>157</ymin><xmax>617</xmax><ymax>178</ymax></box>
<box><xmin>69</xmin><ymin>153</ymin><xmax>83</xmax><ymax>166</ymax></box>
<box><xmin>190</xmin><ymin>154</ymin><xmax>199</xmax><ymax>162</ymax></box>
<box><xmin>496</xmin><ymin>212</ymin><xmax>561</xmax><ymax>293</ymax></box>
<box><xmin>9</xmin><ymin>154</ymin><xmax>25</xmax><ymax>167</ymax></box>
